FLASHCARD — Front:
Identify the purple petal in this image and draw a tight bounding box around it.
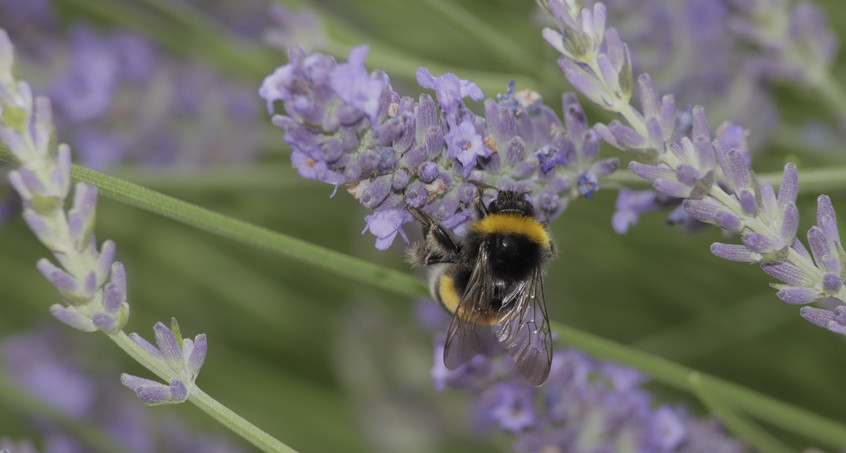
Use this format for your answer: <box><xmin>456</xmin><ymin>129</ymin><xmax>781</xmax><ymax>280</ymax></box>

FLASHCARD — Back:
<box><xmin>415</xmin><ymin>67</ymin><xmax>482</xmax><ymax>115</ymax></box>
<box><xmin>816</xmin><ymin>195</ymin><xmax>841</xmax><ymax>245</ymax></box>
<box><xmin>823</xmin><ymin>273</ymin><xmax>842</xmax><ymax>292</ymax></box>
<box><xmin>362</xmin><ymin>208</ymin><xmax>413</xmax><ymax>250</ymax></box>
<box><xmin>710</xmin><ymin>243</ymin><xmax>761</xmax><ymax>263</ymax></box>
<box><xmin>153</xmin><ymin>322</ymin><xmax>183</xmax><ymax>368</ymax></box>
<box><xmin>121</xmin><ymin>374</ymin><xmax>173</xmax><ymax>404</ymax></box>
<box><xmin>807</xmin><ymin>226</ymin><xmax>831</xmax><ymax>270</ymax></box>
<box><xmin>92</xmin><ymin>313</ymin><xmax>118</xmax><ymax>332</ymax></box>
<box><xmin>129</xmin><ymin>332</ymin><xmax>164</xmax><ymax>361</ymax></box>
<box><xmin>741</xmin><ymin>233</ymin><xmax>775</xmax><ymax>254</ymax></box>
<box><xmin>675</xmin><ymin>164</ymin><xmax>701</xmax><ymax>186</ymax></box>
<box><xmin>780</xmin><ymin>203</ymin><xmax>799</xmax><ymax>245</ymax></box>
<box><xmin>715</xmin><ymin>211</ymin><xmax>741</xmax><ymax>232</ymax></box>
<box><xmin>637</xmin><ymin>74</ymin><xmax>660</xmax><ymax>120</ymax></box>
<box><xmin>612</xmin><ymin>189</ymin><xmax>659</xmax><ymax>234</ymax></box>
<box><xmin>50</xmin><ymin>305</ymin><xmax>97</xmax><ymax>332</ymax></box>
<box><xmin>761</xmin><ymin>260</ymin><xmax>815</xmax><ymax>286</ymax></box>
<box><xmin>607</xmin><ymin>121</ymin><xmax>646</xmax><ymax>149</ymax></box>
<box><xmin>628</xmin><ymin>162</ymin><xmax>674</xmax><ymax>183</ymax></box>
<box><xmin>187</xmin><ymin>334</ymin><xmax>207</xmax><ymax>376</ymax></box>
<box><xmin>330</xmin><ymin>46</ymin><xmax>384</xmax><ymax>123</ymax></box>
<box><xmin>738</xmin><ymin>189</ymin><xmax>758</xmax><ymax>216</ymax></box>
<box><xmin>777</xmin><ymin>163</ymin><xmax>799</xmax><ymax>208</ymax></box>
<box><xmin>36</xmin><ymin>259</ymin><xmax>77</xmax><ymax>293</ymax></box>
<box><xmin>169</xmin><ymin>378</ymin><xmax>188</xmax><ymax>401</ymax></box>
<box><xmin>95</xmin><ymin>240</ymin><xmax>116</xmax><ymax>284</ymax></box>
<box><xmin>776</xmin><ymin>287</ymin><xmax>822</xmax><ymax>305</ymax></box>
<box><xmin>800</xmin><ymin>306</ymin><xmax>846</xmax><ymax>333</ymax></box>
<box><xmin>653</xmin><ymin>179</ymin><xmax>690</xmax><ymax>199</ymax></box>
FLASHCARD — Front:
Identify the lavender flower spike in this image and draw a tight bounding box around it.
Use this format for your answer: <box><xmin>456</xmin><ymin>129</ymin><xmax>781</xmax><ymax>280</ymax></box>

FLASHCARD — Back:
<box><xmin>0</xmin><ymin>29</ymin><xmax>129</xmax><ymax>333</ymax></box>
<box><xmin>121</xmin><ymin>319</ymin><xmax>208</xmax><ymax>405</ymax></box>
<box><xmin>541</xmin><ymin>1</ymin><xmax>846</xmax><ymax>335</ymax></box>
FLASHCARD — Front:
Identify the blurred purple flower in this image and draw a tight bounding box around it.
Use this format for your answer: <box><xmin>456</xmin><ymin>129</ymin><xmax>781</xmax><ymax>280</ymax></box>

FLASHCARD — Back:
<box><xmin>1</xmin><ymin>325</ymin><xmax>244</xmax><ymax>452</ymax></box>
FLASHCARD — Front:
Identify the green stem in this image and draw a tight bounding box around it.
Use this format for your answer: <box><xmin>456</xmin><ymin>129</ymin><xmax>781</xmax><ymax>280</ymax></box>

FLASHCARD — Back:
<box><xmin>4</xmin><ymin>148</ymin><xmax>428</xmax><ymax>298</ymax></box>
<box><xmin>109</xmin><ymin>332</ymin><xmax>295</xmax><ymax>453</ymax></box>
<box><xmin>813</xmin><ymin>70</ymin><xmax>846</xmax><ymax>125</ymax></box>
<box><xmin>689</xmin><ymin>373</ymin><xmax>793</xmax><ymax>453</ymax></box>
<box><xmin>550</xmin><ymin>322</ymin><xmax>846</xmax><ymax>448</ymax></box>
<box><xmin>418</xmin><ymin>0</ymin><xmax>536</xmax><ymax>70</ymax></box>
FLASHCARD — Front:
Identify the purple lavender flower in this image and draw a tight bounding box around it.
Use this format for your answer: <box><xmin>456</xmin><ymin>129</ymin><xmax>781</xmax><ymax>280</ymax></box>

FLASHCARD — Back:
<box><xmin>261</xmin><ymin>48</ymin><xmax>618</xmax><ymax>247</ymax></box>
<box><xmin>416</xmin><ymin>67</ymin><xmax>484</xmax><ymax>117</ymax></box>
<box><xmin>0</xmin><ymin>30</ymin><xmax>130</xmax><ymax>334</ymax></box>
<box><xmin>425</xmin><ymin>331</ymin><xmax>745</xmax><ymax>451</ymax></box>
<box><xmin>612</xmin><ymin>189</ymin><xmax>662</xmax><ymax>234</ymax></box>
<box><xmin>541</xmin><ymin>0</ymin><xmax>846</xmax><ymax>336</ymax></box>
<box><xmin>121</xmin><ymin>319</ymin><xmax>208</xmax><ymax>405</ymax></box>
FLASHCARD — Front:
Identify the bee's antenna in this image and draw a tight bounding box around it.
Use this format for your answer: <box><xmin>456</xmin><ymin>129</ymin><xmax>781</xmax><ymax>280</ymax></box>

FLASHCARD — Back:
<box><xmin>467</xmin><ymin>179</ymin><xmax>499</xmax><ymax>199</ymax></box>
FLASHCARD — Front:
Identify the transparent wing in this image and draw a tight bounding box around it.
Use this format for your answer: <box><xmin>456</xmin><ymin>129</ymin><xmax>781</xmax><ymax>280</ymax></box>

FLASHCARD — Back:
<box><xmin>443</xmin><ymin>243</ymin><xmax>494</xmax><ymax>369</ymax></box>
<box><xmin>494</xmin><ymin>266</ymin><xmax>553</xmax><ymax>386</ymax></box>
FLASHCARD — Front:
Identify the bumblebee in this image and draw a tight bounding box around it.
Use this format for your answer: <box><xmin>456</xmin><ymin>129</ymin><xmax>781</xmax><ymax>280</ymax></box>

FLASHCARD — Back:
<box><xmin>409</xmin><ymin>186</ymin><xmax>556</xmax><ymax>386</ymax></box>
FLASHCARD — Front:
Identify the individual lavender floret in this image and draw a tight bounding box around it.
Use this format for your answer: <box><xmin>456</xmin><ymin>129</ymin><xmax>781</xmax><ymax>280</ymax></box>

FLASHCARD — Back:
<box><xmin>121</xmin><ymin>319</ymin><xmax>208</xmax><ymax>405</ymax></box>
<box><xmin>540</xmin><ymin>0</ymin><xmax>846</xmax><ymax>335</ymax></box>
<box><xmin>0</xmin><ymin>29</ymin><xmax>129</xmax><ymax>334</ymax></box>
<box><xmin>261</xmin><ymin>46</ymin><xmax>618</xmax><ymax>248</ymax></box>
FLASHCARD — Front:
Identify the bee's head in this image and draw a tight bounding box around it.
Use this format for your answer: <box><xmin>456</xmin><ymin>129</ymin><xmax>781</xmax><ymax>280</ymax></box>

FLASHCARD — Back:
<box><xmin>487</xmin><ymin>190</ymin><xmax>535</xmax><ymax>217</ymax></box>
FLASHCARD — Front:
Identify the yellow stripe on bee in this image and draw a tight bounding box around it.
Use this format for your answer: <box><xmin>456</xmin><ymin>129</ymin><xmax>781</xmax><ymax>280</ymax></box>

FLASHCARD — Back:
<box><xmin>437</xmin><ymin>274</ymin><xmax>461</xmax><ymax>314</ymax></box>
<box><xmin>471</xmin><ymin>214</ymin><xmax>549</xmax><ymax>245</ymax></box>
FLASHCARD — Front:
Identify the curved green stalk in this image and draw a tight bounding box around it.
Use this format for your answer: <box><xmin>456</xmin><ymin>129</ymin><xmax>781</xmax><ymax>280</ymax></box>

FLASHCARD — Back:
<box><xmin>109</xmin><ymin>332</ymin><xmax>296</xmax><ymax>453</ymax></box>
<box><xmin>688</xmin><ymin>373</ymin><xmax>793</xmax><ymax>453</ymax></box>
<box><xmin>550</xmin><ymin>322</ymin><xmax>846</xmax><ymax>448</ymax></box>
<box><xmin>68</xmin><ymin>163</ymin><xmax>428</xmax><ymax>299</ymax></box>
<box><xmin>418</xmin><ymin>0</ymin><xmax>537</xmax><ymax>70</ymax></box>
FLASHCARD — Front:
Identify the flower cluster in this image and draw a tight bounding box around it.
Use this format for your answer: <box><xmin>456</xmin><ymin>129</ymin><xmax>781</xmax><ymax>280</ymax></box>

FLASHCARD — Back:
<box><xmin>419</xmin><ymin>305</ymin><xmax>745</xmax><ymax>452</ymax></box>
<box><xmin>121</xmin><ymin>319</ymin><xmax>208</xmax><ymax>405</ymax></box>
<box><xmin>2</xmin><ymin>325</ymin><xmax>240</xmax><ymax>452</ymax></box>
<box><xmin>540</xmin><ymin>0</ymin><xmax>846</xmax><ymax>334</ymax></box>
<box><xmin>0</xmin><ymin>30</ymin><xmax>129</xmax><ymax>334</ymax></box>
<box><xmin>260</xmin><ymin>46</ymin><xmax>618</xmax><ymax>248</ymax></box>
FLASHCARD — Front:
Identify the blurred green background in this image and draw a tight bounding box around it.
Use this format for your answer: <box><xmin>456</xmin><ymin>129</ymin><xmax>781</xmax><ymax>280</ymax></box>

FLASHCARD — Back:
<box><xmin>2</xmin><ymin>0</ymin><xmax>846</xmax><ymax>451</ymax></box>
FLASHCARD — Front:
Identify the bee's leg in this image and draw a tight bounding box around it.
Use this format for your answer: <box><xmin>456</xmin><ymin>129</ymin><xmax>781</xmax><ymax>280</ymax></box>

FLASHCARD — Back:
<box><xmin>408</xmin><ymin>207</ymin><xmax>461</xmax><ymax>266</ymax></box>
<box><xmin>473</xmin><ymin>193</ymin><xmax>489</xmax><ymax>219</ymax></box>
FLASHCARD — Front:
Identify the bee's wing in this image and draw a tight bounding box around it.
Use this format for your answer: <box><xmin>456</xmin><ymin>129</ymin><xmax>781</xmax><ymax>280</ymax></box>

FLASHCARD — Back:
<box><xmin>443</xmin><ymin>243</ymin><xmax>494</xmax><ymax>369</ymax></box>
<box><xmin>494</xmin><ymin>266</ymin><xmax>552</xmax><ymax>386</ymax></box>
